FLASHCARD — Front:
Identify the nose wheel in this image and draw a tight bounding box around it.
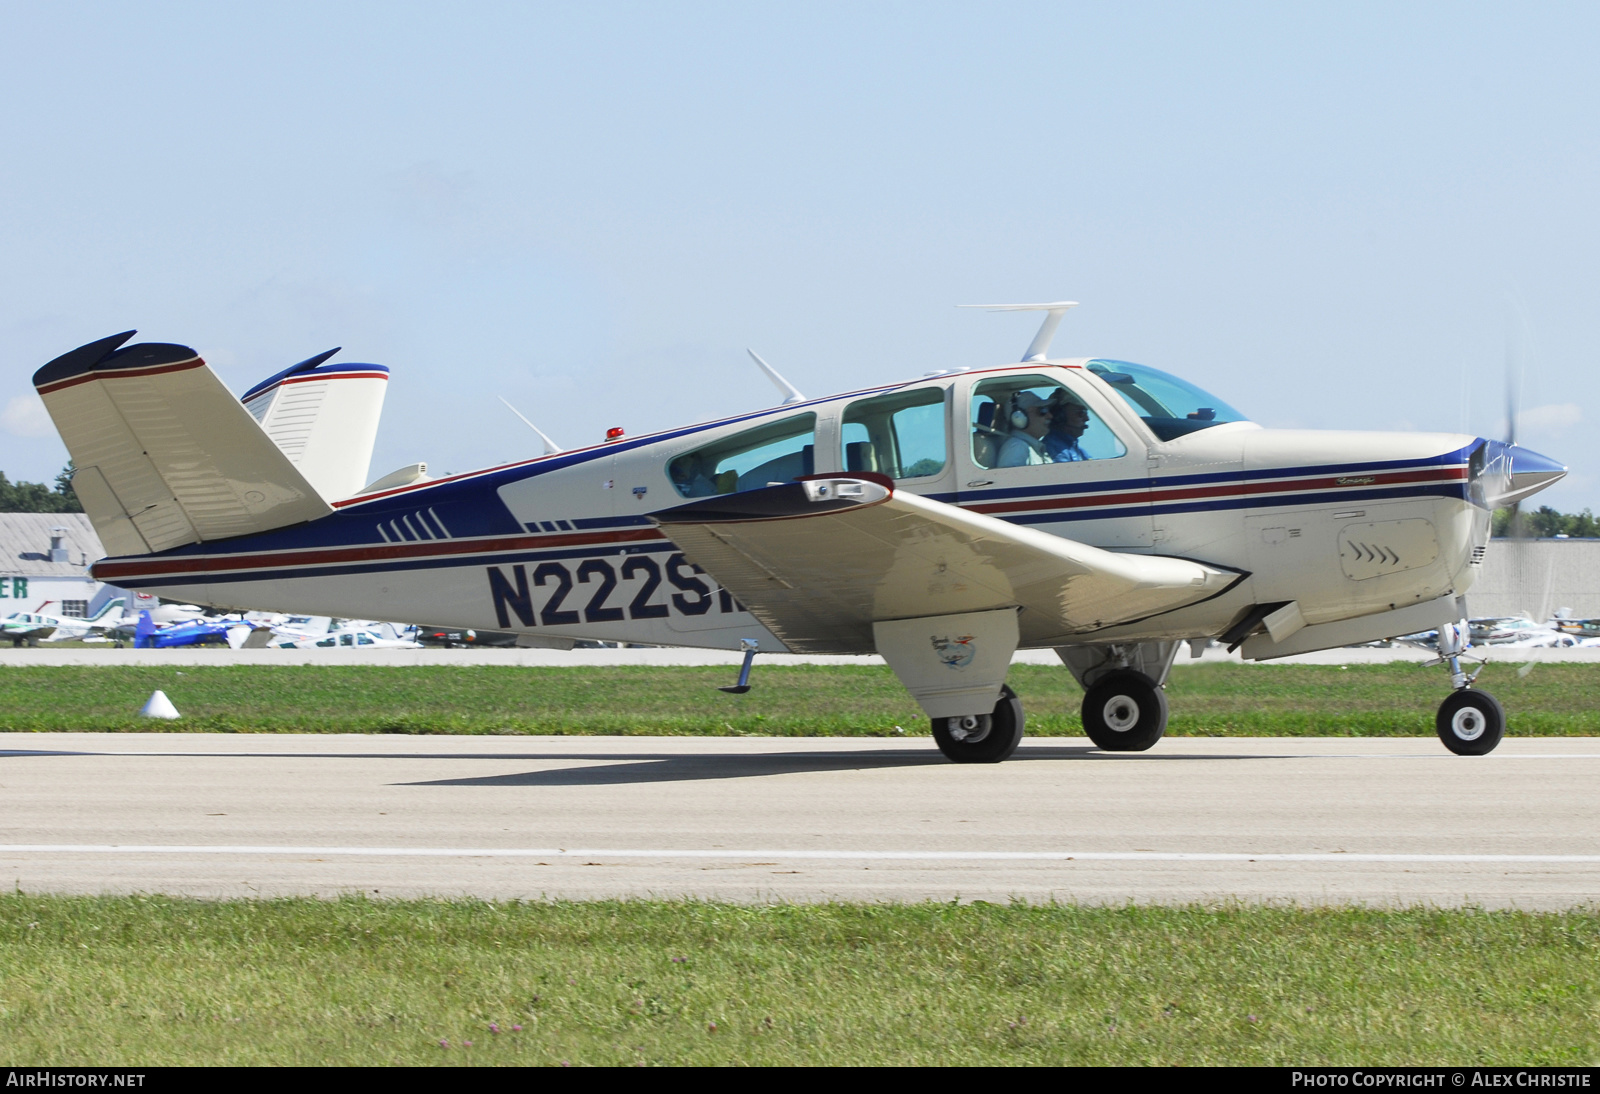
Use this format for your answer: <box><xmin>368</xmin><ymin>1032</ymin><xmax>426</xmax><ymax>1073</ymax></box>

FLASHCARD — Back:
<box><xmin>1427</xmin><ymin>620</ymin><xmax>1504</xmax><ymax>755</ymax></box>
<box><xmin>931</xmin><ymin>684</ymin><xmax>1024</xmax><ymax>763</ymax></box>
<box><xmin>1436</xmin><ymin>689</ymin><xmax>1505</xmax><ymax>756</ymax></box>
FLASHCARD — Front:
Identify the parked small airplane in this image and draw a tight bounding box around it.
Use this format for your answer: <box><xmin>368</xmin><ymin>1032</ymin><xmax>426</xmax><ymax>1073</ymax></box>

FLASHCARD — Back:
<box><xmin>0</xmin><ymin>612</ymin><xmax>57</xmax><ymax>646</ymax></box>
<box><xmin>272</xmin><ymin>625</ymin><xmax>421</xmax><ymax>650</ymax></box>
<box><xmin>0</xmin><ymin>598</ymin><xmax>128</xmax><ymax>646</ymax></box>
<box><xmin>37</xmin><ymin>598</ymin><xmax>128</xmax><ymax>640</ymax></box>
<box><xmin>33</xmin><ymin>307</ymin><xmax>1566</xmax><ymax>758</ymax></box>
<box><xmin>131</xmin><ymin>611</ymin><xmax>272</xmax><ymax>649</ymax></box>
<box><xmin>1469</xmin><ymin>616</ymin><xmax>1578</xmax><ymax>648</ymax></box>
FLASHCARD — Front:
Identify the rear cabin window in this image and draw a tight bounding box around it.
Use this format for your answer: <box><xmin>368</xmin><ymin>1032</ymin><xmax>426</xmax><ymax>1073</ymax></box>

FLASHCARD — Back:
<box><xmin>840</xmin><ymin>388</ymin><xmax>948</xmax><ymax>480</ymax></box>
<box><xmin>668</xmin><ymin>413</ymin><xmax>818</xmax><ymax>498</ymax></box>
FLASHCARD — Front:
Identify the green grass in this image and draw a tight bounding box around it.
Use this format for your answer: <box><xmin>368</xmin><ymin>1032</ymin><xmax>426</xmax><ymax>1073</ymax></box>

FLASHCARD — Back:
<box><xmin>0</xmin><ymin>662</ymin><xmax>1594</xmax><ymax>736</ymax></box>
<box><xmin>1</xmin><ymin>895</ymin><xmax>1595</xmax><ymax>1066</ymax></box>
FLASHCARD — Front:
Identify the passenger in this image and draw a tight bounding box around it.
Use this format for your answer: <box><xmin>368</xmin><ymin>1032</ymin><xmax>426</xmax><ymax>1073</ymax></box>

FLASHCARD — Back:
<box><xmin>996</xmin><ymin>391</ymin><xmax>1053</xmax><ymax>467</ymax></box>
<box><xmin>1044</xmin><ymin>391</ymin><xmax>1091</xmax><ymax>462</ymax></box>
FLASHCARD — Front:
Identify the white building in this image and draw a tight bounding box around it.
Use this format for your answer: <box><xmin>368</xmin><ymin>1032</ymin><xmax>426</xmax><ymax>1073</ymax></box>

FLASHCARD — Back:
<box><xmin>0</xmin><ymin>513</ymin><xmax>121</xmax><ymax>618</ymax></box>
<box><xmin>1470</xmin><ymin>538</ymin><xmax>1600</xmax><ymax>619</ymax></box>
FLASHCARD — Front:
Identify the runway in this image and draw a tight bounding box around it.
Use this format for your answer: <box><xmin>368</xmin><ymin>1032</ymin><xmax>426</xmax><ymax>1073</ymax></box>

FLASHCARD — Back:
<box><xmin>1</xmin><ymin>733</ymin><xmax>1597</xmax><ymax>909</ymax></box>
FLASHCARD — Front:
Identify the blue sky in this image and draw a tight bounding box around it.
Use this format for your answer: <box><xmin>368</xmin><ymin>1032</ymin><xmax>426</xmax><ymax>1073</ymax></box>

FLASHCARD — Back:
<box><xmin>3</xmin><ymin>2</ymin><xmax>1596</xmax><ymax>508</ymax></box>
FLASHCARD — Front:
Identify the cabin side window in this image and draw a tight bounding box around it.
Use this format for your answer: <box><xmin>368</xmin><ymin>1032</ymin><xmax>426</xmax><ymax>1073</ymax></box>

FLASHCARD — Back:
<box><xmin>840</xmin><ymin>387</ymin><xmax>948</xmax><ymax>480</ymax></box>
<box><xmin>970</xmin><ymin>375</ymin><xmax>1129</xmax><ymax>470</ymax></box>
<box><xmin>668</xmin><ymin>413</ymin><xmax>818</xmax><ymax>498</ymax></box>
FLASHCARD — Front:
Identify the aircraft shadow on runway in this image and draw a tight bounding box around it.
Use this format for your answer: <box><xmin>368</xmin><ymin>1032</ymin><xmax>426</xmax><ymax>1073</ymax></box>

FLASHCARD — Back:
<box><xmin>0</xmin><ymin>745</ymin><xmax>1279</xmax><ymax>787</ymax></box>
<box><xmin>394</xmin><ymin>744</ymin><xmax>1271</xmax><ymax>787</ymax></box>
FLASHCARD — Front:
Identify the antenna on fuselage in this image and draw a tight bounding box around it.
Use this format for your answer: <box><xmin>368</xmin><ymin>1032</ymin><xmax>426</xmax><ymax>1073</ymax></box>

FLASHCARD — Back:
<box><xmin>496</xmin><ymin>396</ymin><xmax>564</xmax><ymax>455</ymax></box>
<box><xmin>747</xmin><ymin>349</ymin><xmax>806</xmax><ymax>405</ymax></box>
<box><xmin>957</xmin><ymin>301</ymin><xmax>1080</xmax><ymax>362</ymax></box>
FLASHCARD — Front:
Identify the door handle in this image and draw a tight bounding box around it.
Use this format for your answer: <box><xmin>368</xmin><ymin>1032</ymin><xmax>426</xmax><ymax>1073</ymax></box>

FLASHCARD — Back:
<box><xmin>966</xmin><ymin>479</ymin><xmax>995</xmax><ymax>487</ymax></box>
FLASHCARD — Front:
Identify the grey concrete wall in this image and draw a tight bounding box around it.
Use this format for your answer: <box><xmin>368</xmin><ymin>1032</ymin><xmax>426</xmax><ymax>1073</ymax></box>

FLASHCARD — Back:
<box><xmin>1468</xmin><ymin>539</ymin><xmax>1600</xmax><ymax>619</ymax></box>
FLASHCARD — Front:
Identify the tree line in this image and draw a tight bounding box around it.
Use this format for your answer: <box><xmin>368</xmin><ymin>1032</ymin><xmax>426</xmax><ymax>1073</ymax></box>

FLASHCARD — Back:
<box><xmin>0</xmin><ymin>466</ymin><xmax>81</xmax><ymax>513</ymax></box>
<box><xmin>1492</xmin><ymin>506</ymin><xmax>1599</xmax><ymax>538</ymax></box>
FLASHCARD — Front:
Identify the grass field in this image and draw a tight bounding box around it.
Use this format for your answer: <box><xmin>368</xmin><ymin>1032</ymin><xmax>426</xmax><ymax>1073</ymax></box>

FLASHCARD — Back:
<box><xmin>2</xmin><ymin>895</ymin><xmax>1596</xmax><ymax>1066</ymax></box>
<box><xmin>0</xmin><ymin>661</ymin><xmax>1593</xmax><ymax>736</ymax></box>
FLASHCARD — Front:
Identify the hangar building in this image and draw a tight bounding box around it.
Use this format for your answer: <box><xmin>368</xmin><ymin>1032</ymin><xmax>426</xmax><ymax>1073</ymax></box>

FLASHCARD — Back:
<box><xmin>0</xmin><ymin>513</ymin><xmax>122</xmax><ymax>618</ymax></box>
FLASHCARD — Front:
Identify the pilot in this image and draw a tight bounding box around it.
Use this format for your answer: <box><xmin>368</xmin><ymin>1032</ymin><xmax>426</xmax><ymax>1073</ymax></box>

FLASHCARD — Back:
<box><xmin>996</xmin><ymin>391</ymin><xmax>1053</xmax><ymax>467</ymax></box>
<box><xmin>669</xmin><ymin>452</ymin><xmax>720</xmax><ymax>497</ymax></box>
<box><xmin>1044</xmin><ymin>390</ymin><xmax>1091</xmax><ymax>462</ymax></box>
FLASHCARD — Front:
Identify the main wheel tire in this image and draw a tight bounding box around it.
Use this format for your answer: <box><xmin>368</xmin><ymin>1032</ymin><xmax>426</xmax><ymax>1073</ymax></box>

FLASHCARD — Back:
<box><xmin>1082</xmin><ymin>670</ymin><xmax>1168</xmax><ymax>752</ymax></box>
<box><xmin>931</xmin><ymin>684</ymin><xmax>1025</xmax><ymax>764</ymax></box>
<box><xmin>1436</xmin><ymin>689</ymin><xmax>1505</xmax><ymax>755</ymax></box>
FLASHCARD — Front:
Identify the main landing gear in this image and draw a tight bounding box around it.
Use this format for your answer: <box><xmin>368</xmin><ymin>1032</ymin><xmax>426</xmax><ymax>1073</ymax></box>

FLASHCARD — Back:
<box><xmin>1430</xmin><ymin>621</ymin><xmax>1504</xmax><ymax>756</ymax></box>
<box><xmin>1058</xmin><ymin>642</ymin><xmax>1178</xmax><ymax>753</ymax></box>
<box><xmin>931</xmin><ymin>684</ymin><xmax>1025</xmax><ymax>763</ymax></box>
<box><xmin>1081</xmin><ymin>670</ymin><xmax>1169</xmax><ymax>752</ymax></box>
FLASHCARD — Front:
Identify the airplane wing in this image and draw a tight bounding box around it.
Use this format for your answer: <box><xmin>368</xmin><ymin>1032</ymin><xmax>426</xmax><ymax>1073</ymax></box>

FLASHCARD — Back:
<box><xmin>650</xmin><ymin>476</ymin><xmax>1243</xmax><ymax>654</ymax></box>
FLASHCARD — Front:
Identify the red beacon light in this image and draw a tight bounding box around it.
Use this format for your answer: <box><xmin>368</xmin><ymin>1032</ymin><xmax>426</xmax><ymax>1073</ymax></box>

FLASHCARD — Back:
<box><xmin>605</xmin><ymin>426</ymin><xmax>625</xmax><ymax>441</ymax></box>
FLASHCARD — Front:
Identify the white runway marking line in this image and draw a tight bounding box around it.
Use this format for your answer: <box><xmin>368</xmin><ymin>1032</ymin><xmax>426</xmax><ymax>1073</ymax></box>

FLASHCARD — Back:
<box><xmin>1</xmin><ymin>846</ymin><xmax>1598</xmax><ymax>864</ymax></box>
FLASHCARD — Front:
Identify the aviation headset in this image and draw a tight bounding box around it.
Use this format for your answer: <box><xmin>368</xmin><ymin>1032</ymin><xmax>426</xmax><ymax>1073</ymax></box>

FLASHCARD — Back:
<box><xmin>1009</xmin><ymin>392</ymin><xmax>1036</xmax><ymax>430</ymax></box>
<box><xmin>1011</xmin><ymin>391</ymin><xmax>1087</xmax><ymax>429</ymax></box>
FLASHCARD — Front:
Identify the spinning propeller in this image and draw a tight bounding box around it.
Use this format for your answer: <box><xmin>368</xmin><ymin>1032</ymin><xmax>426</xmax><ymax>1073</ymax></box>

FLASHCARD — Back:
<box><xmin>1473</xmin><ymin>318</ymin><xmax>1566</xmax><ymax>526</ymax></box>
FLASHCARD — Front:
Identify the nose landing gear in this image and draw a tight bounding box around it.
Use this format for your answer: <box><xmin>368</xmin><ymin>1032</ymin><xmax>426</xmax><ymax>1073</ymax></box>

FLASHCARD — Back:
<box><xmin>1429</xmin><ymin>621</ymin><xmax>1503</xmax><ymax>755</ymax></box>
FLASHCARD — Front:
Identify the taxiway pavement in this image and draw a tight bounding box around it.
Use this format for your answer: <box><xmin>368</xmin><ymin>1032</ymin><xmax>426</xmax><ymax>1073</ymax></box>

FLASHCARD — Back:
<box><xmin>1</xmin><ymin>733</ymin><xmax>1596</xmax><ymax>908</ymax></box>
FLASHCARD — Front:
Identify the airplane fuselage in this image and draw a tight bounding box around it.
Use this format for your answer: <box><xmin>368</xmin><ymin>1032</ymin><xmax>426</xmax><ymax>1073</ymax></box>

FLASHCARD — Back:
<box><xmin>91</xmin><ymin>358</ymin><xmax>1492</xmax><ymax>655</ymax></box>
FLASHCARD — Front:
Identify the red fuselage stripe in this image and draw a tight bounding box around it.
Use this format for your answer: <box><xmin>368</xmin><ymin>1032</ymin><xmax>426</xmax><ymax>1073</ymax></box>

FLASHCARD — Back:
<box><xmin>968</xmin><ymin>466</ymin><xmax>1467</xmax><ymax>516</ymax></box>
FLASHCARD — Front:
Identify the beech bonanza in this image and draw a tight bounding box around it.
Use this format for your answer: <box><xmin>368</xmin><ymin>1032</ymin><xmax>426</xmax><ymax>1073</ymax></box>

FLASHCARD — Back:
<box><xmin>32</xmin><ymin>304</ymin><xmax>1565</xmax><ymax>760</ymax></box>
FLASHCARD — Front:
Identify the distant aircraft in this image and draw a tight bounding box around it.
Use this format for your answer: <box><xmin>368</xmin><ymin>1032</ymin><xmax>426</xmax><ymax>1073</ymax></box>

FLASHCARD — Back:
<box><xmin>1469</xmin><ymin>616</ymin><xmax>1577</xmax><ymax>648</ymax></box>
<box><xmin>0</xmin><ymin>598</ymin><xmax>126</xmax><ymax>645</ymax></box>
<box><xmin>273</xmin><ymin>625</ymin><xmax>421</xmax><ymax>650</ymax></box>
<box><xmin>34</xmin><ymin>598</ymin><xmax>128</xmax><ymax>641</ymax></box>
<box><xmin>33</xmin><ymin>310</ymin><xmax>1566</xmax><ymax>758</ymax></box>
<box><xmin>131</xmin><ymin>611</ymin><xmax>271</xmax><ymax>649</ymax></box>
<box><xmin>0</xmin><ymin>612</ymin><xmax>57</xmax><ymax>646</ymax></box>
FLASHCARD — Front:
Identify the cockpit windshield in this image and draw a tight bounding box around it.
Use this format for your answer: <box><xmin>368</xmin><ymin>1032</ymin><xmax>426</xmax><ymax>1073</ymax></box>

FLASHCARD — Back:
<box><xmin>1086</xmin><ymin>360</ymin><xmax>1249</xmax><ymax>441</ymax></box>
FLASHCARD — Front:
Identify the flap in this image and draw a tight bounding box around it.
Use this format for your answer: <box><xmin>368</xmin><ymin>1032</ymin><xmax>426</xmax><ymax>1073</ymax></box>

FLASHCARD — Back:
<box><xmin>650</xmin><ymin>476</ymin><xmax>1243</xmax><ymax>653</ymax></box>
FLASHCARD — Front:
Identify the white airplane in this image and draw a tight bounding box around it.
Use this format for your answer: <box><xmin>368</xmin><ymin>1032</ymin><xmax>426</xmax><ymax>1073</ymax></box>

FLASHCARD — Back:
<box><xmin>0</xmin><ymin>612</ymin><xmax>57</xmax><ymax>646</ymax></box>
<box><xmin>273</xmin><ymin>626</ymin><xmax>422</xmax><ymax>650</ymax></box>
<box><xmin>1469</xmin><ymin>616</ymin><xmax>1577</xmax><ymax>648</ymax></box>
<box><xmin>0</xmin><ymin>598</ymin><xmax>127</xmax><ymax>644</ymax></box>
<box><xmin>32</xmin><ymin>308</ymin><xmax>1566</xmax><ymax>758</ymax></box>
<box><xmin>36</xmin><ymin>597</ymin><xmax>128</xmax><ymax>640</ymax></box>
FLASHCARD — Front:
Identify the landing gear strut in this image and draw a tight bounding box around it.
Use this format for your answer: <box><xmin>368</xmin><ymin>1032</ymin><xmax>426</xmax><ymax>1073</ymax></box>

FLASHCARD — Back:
<box><xmin>931</xmin><ymin>684</ymin><xmax>1024</xmax><ymax>764</ymax></box>
<box><xmin>1430</xmin><ymin>620</ymin><xmax>1504</xmax><ymax>756</ymax></box>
